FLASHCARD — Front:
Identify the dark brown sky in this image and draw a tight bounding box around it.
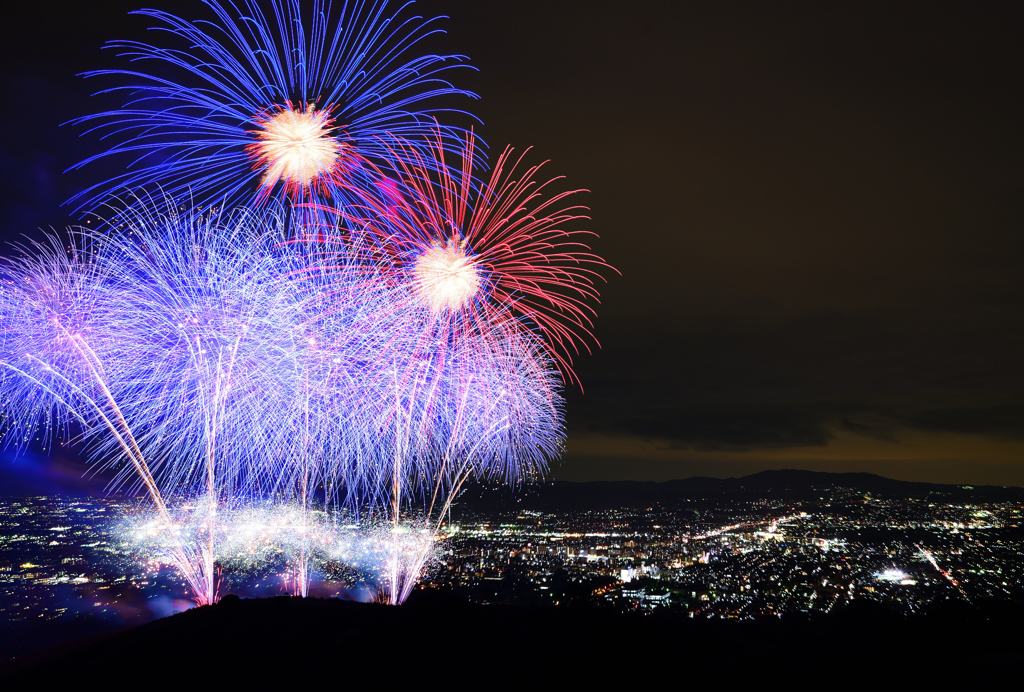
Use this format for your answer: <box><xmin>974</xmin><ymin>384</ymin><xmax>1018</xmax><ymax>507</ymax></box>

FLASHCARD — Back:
<box><xmin>3</xmin><ymin>1</ymin><xmax>1024</xmax><ymax>485</ymax></box>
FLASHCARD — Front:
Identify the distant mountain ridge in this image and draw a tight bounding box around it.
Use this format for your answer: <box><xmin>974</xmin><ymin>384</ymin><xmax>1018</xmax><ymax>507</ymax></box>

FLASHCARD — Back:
<box><xmin>456</xmin><ymin>469</ymin><xmax>1024</xmax><ymax>511</ymax></box>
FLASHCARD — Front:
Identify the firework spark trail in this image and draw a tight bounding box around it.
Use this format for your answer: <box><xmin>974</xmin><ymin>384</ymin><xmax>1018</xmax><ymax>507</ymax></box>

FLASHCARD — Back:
<box><xmin>88</xmin><ymin>206</ymin><xmax>306</xmax><ymax>499</ymax></box>
<box><xmin>0</xmin><ymin>237</ymin><xmax>212</xmax><ymax>602</ymax></box>
<box><xmin>66</xmin><ymin>0</ymin><xmax>481</xmax><ymax>220</ymax></box>
<box><xmin>255</xmin><ymin>233</ymin><xmax>415</xmax><ymax>596</ymax></box>
<box><xmin>274</xmin><ymin>225</ymin><xmax>569</xmax><ymax>602</ymax></box>
<box><xmin>0</xmin><ymin>209</ymin><xmax>381</xmax><ymax>602</ymax></box>
<box><xmin>362</xmin><ymin>310</ymin><xmax>562</xmax><ymax>603</ymax></box>
<box><xmin>88</xmin><ymin>206</ymin><xmax>353</xmax><ymax>597</ymax></box>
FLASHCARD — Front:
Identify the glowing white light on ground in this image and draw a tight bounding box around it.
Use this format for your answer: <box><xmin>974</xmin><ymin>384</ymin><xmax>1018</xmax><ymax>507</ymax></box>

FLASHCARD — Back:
<box><xmin>876</xmin><ymin>568</ymin><xmax>906</xmax><ymax>582</ymax></box>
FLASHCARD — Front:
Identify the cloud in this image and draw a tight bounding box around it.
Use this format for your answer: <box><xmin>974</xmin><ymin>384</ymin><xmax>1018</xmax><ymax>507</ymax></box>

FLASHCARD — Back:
<box><xmin>899</xmin><ymin>404</ymin><xmax>1024</xmax><ymax>439</ymax></box>
<box><xmin>613</xmin><ymin>404</ymin><xmax>832</xmax><ymax>450</ymax></box>
<box><xmin>584</xmin><ymin>399</ymin><xmax>1024</xmax><ymax>457</ymax></box>
<box><xmin>838</xmin><ymin>416</ymin><xmax>897</xmax><ymax>442</ymax></box>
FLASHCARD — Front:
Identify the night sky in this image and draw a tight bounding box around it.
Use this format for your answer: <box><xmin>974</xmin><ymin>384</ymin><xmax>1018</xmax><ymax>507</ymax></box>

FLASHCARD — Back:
<box><xmin>2</xmin><ymin>1</ymin><xmax>1023</xmax><ymax>486</ymax></box>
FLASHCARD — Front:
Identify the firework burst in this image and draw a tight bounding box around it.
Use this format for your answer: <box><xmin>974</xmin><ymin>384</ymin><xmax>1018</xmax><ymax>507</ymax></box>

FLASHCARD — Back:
<box><xmin>89</xmin><ymin>205</ymin><xmax>303</xmax><ymax>498</ymax></box>
<box><xmin>247</xmin><ymin>102</ymin><xmax>353</xmax><ymax>202</ymax></box>
<box><xmin>0</xmin><ymin>235</ymin><xmax>217</xmax><ymax>603</ymax></box>
<box><xmin>67</xmin><ymin>0</ymin><xmax>480</xmax><ymax>218</ymax></box>
<box><xmin>343</xmin><ymin>131</ymin><xmax>616</xmax><ymax>384</ymax></box>
<box><xmin>285</xmin><ymin>127</ymin><xmax>613</xmax><ymax>599</ymax></box>
<box><xmin>280</xmin><ymin>227</ymin><xmax>569</xmax><ymax>601</ymax></box>
<box><xmin>89</xmin><ymin>204</ymin><xmax>360</xmax><ymax>596</ymax></box>
<box><xmin>290</xmin><ymin>233</ymin><xmax>564</xmax><ymax>506</ymax></box>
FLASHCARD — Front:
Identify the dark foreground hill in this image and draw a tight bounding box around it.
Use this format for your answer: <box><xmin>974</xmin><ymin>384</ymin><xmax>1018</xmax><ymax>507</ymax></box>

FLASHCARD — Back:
<box><xmin>3</xmin><ymin>593</ymin><xmax>1022</xmax><ymax>684</ymax></box>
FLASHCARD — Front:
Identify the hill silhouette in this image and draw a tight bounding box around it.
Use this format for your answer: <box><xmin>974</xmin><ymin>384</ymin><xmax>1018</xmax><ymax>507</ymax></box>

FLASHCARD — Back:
<box><xmin>3</xmin><ymin>593</ymin><xmax>1022</xmax><ymax>684</ymax></box>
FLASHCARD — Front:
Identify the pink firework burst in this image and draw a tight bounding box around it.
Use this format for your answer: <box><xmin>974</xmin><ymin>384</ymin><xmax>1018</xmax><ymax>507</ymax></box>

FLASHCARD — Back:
<box><xmin>344</xmin><ymin>131</ymin><xmax>616</xmax><ymax>384</ymax></box>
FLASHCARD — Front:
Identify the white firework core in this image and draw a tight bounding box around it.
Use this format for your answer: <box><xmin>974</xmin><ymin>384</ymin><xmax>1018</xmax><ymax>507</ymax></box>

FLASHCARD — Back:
<box><xmin>253</xmin><ymin>105</ymin><xmax>341</xmax><ymax>191</ymax></box>
<box><xmin>413</xmin><ymin>240</ymin><xmax>480</xmax><ymax>313</ymax></box>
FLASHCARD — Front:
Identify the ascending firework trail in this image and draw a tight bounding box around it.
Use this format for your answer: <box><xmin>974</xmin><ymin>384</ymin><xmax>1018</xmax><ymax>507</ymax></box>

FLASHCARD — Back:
<box><xmin>0</xmin><ymin>206</ymin><xmax>384</xmax><ymax>602</ymax></box>
<box><xmin>0</xmin><ymin>235</ymin><xmax>213</xmax><ymax>602</ymax></box>
<box><xmin>302</xmin><ymin>130</ymin><xmax>616</xmax><ymax>601</ymax></box>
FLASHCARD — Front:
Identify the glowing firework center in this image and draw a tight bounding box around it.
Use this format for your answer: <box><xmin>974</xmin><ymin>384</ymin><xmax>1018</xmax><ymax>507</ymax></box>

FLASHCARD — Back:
<box><xmin>413</xmin><ymin>239</ymin><xmax>481</xmax><ymax>313</ymax></box>
<box><xmin>249</xmin><ymin>104</ymin><xmax>345</xmax><ymax>194</ymax></box>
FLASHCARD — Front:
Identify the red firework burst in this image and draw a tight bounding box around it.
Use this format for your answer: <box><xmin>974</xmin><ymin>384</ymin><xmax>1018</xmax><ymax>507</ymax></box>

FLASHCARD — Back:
<box><xmin>341</xmin><ymin>131</ymin><xmax>616</xmax><ymax>385</ymax></box>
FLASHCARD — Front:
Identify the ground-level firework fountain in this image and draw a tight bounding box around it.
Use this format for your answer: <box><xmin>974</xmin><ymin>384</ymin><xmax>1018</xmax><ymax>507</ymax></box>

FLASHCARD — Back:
<box><xmin>122</xmin><ymin>501</ymin><xmax>449</xmax><ymax>600</ymax></box>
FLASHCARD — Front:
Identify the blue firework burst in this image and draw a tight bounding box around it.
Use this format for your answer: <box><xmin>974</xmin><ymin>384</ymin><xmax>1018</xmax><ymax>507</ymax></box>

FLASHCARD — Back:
<box><xmin>67</xmin><ymin>0</ymin><xmax>481</xmax><ymax>219</ymax></box>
